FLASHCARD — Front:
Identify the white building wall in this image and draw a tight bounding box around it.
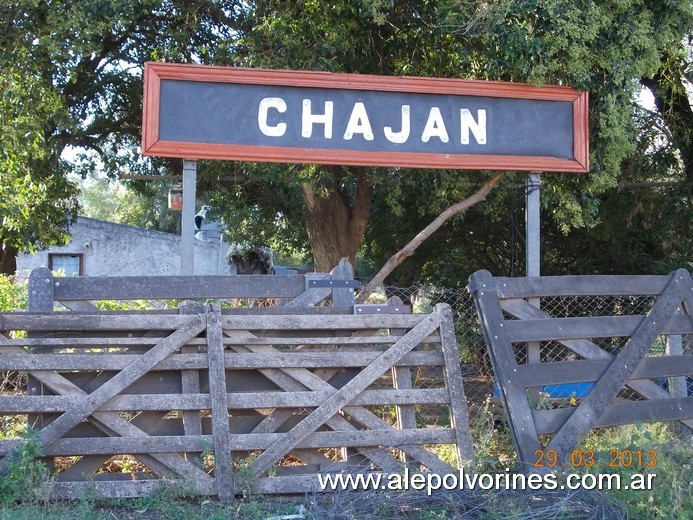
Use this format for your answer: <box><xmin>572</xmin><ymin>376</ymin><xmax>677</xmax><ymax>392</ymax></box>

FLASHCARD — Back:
<box><xmin>16</xmin><ymin>217</ymin><xmax>232</xmax><ymax>278</ymax></box>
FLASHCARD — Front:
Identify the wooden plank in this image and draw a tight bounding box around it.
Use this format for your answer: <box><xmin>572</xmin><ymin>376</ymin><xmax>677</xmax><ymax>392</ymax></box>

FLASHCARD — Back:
<box><xmin>26</xmin><ymin>268</ymin><xmax>54</xmax><ymax>470</ymax></box>
<box><xmin>546</xmin><ymin>269</ymin><xmax>689</xmax><ymax>463</ymax></box>
<box><xmin>501</xmin><ymin>297</ymin><xmax>693</xmax><ymax>430</ymax></box>
<box><xmin>436</xmin><ymin>303</ymin><xmax>475</xmax><ymax>465</ymax></box>
<box><xmin>248</xmin><ymin>313</ymin><xmax>442</xmax><ymax>478</ymax></box>
<box><xmin>0</xmin><ymin>351</ymin><xmax>445</xmax><ymax>371</ymax></box>
<box><xmin>222</xmin><ymin>335</ymin><xmax>440</xmax><ymax>345</ymax></box>
<box><xmin>222</xmin><ymin>306</ymin><xmax>355</xmax><ymax>315</ymax></box>
<box><xmin>231</xmin><ymin>428</ymin><xmax>455</xmax><ymax>451</ymax></box>
<box><xmin>206</xmin><ymin>304</ymin><xmax>234</xmax><ymax>503</ymax></box>
<box><xmin>534</xmin><ymin>397</ymin><xmax>693</xmax><ymax>434</ymax></box>
<box><xmin>222</xmin><ymin>314</ymin><xmax>426</xmax><ymax>330</ymax></box>
<box><xmin>493</xmin><ymin>274</ymin><xmax>671</xmax><ymax>298</ymax></box>
<box><xmin>226</xmin><ymin>340</ymin><xmax>404</xmax><ymax>473</ymax></box>
<box><xmin>516</xmin><ymin>356</ymin><xmax>693</xmax><ymax>387</ymax></box>
<box><xmin>28</xmin><ymin>268</ymin><xmax>55</xmax><ymax>312</ymax></box>
<box><xmin>0</xmin><ymin>435</ymin><xmax>213</xmax><ymax>456</ymax></box>
<box><xmin>0</xmin><ymin>313</ymin><xmax>191</xmax><ymax>331</ymax></box>
<box><xmin>504</xmin><ymin>314</ymin><xmax>693</xmax><ymax>342</ymax></box>
<box><xmin>389</xmin><ymin>298</ymin><xmax>416</xmax><ymax>464</ymax></box>
<box><xmin>12</xmin><ymin>315</ymin><xmax>206</xmax><ymax>462</ymax></box>
<box><xmin>179</xmin><ymin>303</ymin><xmax>202</xmax><ymax>440</ymax></box>
<box><xmin>223</xmin><ymin>350</ymin><xmax>443</xmax><ymax>368</ymax></box>
<box><xmin>1</xmin><ymin>427</ymin><xmax>455</xmax><ymax>455</ymax></box>
<box><xmin>0</xmin><ymin>337</ymin><xmax>169</xmax><ymax>347</ymax></box>
<box><xmin>0</xmin><ymin>387</ymin><xmax>449</xmax><ymax>414</ymax></box>
<box><xmin>330</xmin><ymin>258</ymin><xmax>356</xmax><ymax>308</ymax></box>
<box><xmin>227</xmin><ymin>388</ymin><xmax>449</xmax><ymax>409</ymax></box>
<box><xmin>52</xmin><ymin>274</ymin><xmax>307</xmax><ymax>300</ymax></box>
<box><xmin>468</xmin><ymin>270</ymin><xmax>541</xmax><ymax>464</ymax></box>
<box><xmin>666</xmin><ymin>336</ymin><xmax>688</xmax><ymax>401</ymax></box>
<box><xmin>49</xmin><ymin>479</ymin><xmax>215</xmax><ymax>500</ymax></box>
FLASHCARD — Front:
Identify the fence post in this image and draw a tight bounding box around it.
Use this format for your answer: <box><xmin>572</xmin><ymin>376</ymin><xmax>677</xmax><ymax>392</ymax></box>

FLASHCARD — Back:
<box><xmin>331</xmin><ymin>258</ymin><xmax>355</xmax><ymax>308</ymax></box>
<box><xmin>26</xmin><ymin>268</ymin><xmax>55</xmax><ymax>470</ymax></box>
<box><xmin>28</xmin><ymin>267</ymin><xmax>54</xmax><ymax>312</ymax></box>
<box><xmin>667</xmin><ymin>332</ymin><xmax>688</xmax><ymax>437</ymax></box>
<box><xmin>206</xmin><ymin>303</ymin><xmax>234</xmax><ymax>502</ymax></box>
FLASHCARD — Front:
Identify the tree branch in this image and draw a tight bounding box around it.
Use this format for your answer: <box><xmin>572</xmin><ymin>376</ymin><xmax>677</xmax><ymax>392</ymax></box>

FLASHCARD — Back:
<box><xmin>356</xmin><ymin>172</ymin><xmax>505</xmax><ymax>303</ymax></box>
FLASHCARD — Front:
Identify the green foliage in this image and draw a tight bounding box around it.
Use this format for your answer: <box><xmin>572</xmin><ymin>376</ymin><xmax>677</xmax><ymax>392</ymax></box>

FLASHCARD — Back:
<box><xmin>581</xmin><ymin>424</ymin><xmax>692</xmax><ymax>519</ymax></box>
<box><xmin>0</xmin><ymin>430</ymin><xmax>50</xmax><ymax>506</ymax></box>
<box><xmin>79</xmin><ymin>175</ymin><xmax>180</xmax><ymax>234</ymax></box>
<box><xmin>0</xmin><ymin>276</ymin><xmax>26</xmax><ymax>311</ymax></box>
<box><xmin>2</xmin><ymin>0</ymin><xmax>691</xmax><ymax>280</ymax></box>
<box><xmin>0</xmin><ymin>63</ymin><xmax>79</xmax><ymax>258</ymax></box>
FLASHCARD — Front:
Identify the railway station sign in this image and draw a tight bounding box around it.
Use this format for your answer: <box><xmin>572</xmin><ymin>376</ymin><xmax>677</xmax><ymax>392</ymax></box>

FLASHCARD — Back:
<box><xmin>142</xmin><ymin>62</ymin><xmax>588</xmax><ymax>172</ymax></box>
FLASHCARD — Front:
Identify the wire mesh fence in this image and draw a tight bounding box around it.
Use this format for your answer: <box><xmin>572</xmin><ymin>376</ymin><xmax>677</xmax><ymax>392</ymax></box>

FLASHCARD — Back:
<box><xmin>374</xmin><ymin>284</ymin><xmax>693</xmax><ymax>421</ymax></box>
<box><xmin>374</xmin><ymin>285</ymin><xmax>494</xmax><ymax>420</ymax></box>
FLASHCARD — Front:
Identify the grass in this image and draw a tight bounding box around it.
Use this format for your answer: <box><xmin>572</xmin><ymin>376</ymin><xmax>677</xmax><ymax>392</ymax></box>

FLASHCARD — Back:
<box><xmin>0</xmin><ymin>423</ymin><xmax>689</xmax><ymax>519</ymax></box>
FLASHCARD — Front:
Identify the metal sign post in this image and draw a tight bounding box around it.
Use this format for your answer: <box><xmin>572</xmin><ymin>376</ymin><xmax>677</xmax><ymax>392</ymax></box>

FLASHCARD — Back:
<box><xmin>526</xmin><ymin>172</ymin><xmax>542</xmax><ymax>401</ymax></box>
<box><xmin>181</xmin><ymin>159</ymin><xmax>197</xmax><ymax>275</ymax></box>
<box><xmin>525</xmin><ymin>173</ymin><xmax>541</xmax><ymax>279</ymax></box>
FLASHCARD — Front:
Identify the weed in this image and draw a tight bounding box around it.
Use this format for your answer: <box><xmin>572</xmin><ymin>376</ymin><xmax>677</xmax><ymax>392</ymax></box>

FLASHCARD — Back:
<box><xmin>581</xmin><ymin>423</ymin><xmax>692</xmax><ymax>519</ymax></box>
<box><xmin>0</xmin><ymin>429</ymin><xmax>50</xmax><ymax>506</ymax></box>
<box><xmin>469</xmin><ymin>397</ymin><xmax>515</xmax><ymax>471</ymax></box>
<box><xmin>233</xmin><ymin>453</ymin><xmax>260</xmax><ymax>499</ymax></box>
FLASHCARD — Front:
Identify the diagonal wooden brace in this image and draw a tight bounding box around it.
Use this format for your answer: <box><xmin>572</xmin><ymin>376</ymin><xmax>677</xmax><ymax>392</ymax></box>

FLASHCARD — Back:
<box><xmin>226</xmin><ymin>340</ymin><xmax>402</xmax><ymax>473</ymax></box>
<box><xmin>248</xmin><ymin>313</ymin><xmax>442</xmax><ymax>479</ymax></box>
<box><xmin>206</xmin><ymin>304</ymin><xmax>234</xmax><ymax>503</ymax></box>
<box><xmin>501</xmin><ymin>298</ymin><xmax>693</xmax><ymax>431</ymax></box>
<box><xmin>546</xmin><ymin>269</ymin><xmax>689</xmax><ymax>462</ymax></box>
<box><xmin>0</xmin><ymin>314</ymin><xmax>206</xmax><ymax>472</ymax></box>
<box><xmin>0</xmin><ymin>340</ymin><xmax>211</xmax><ymax>484</ymax></box>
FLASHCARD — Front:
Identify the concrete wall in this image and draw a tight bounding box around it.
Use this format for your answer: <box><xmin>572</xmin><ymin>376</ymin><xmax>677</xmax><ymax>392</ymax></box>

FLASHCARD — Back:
<box><xmin>16</xmin><ymin>217</ymin><xmax>233</xmax><ymax>278</ymax></box>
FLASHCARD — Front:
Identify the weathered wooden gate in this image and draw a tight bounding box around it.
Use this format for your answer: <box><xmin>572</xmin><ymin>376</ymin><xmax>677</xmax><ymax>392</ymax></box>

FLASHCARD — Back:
<box><xmin>0</xmin><ymin>270</ymin><xmax>473</xmax><ymax>501</ymax></box>
<box><xmin>469</xmin><ymin>268</ymin><xmax>693</xmax><ymax>467</ymax></box>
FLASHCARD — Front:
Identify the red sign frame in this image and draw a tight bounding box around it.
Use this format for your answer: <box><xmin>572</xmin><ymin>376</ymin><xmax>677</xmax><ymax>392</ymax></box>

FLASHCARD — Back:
<box><xmin>142</xmin><ymin>62</ymin><xmax>589</xmax><ymax>172</ymax></box>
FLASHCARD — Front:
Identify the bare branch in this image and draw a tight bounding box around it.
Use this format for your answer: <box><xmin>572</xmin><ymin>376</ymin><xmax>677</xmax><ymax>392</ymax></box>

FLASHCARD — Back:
<box><xmin>356</xmin><ymin>172</ymin><xmax>505</xmax><ymax>303</ymax></box>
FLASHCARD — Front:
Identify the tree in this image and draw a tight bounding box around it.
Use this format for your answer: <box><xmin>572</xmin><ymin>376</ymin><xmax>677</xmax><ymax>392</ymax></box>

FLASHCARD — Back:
<box><xmin>357</xmin><ymin>172</ymin><xmax>504</xmax><ymax>301</ymax></box>
<box><xmin>0</xmin><ymin>63</ymin><xmax>79</xmax><ymax>274</ymax></box>
<box><xmin>0</xmin><ymin>0</ymin><xmax>243</xmax><ymax>273</ymax></box>
<box><xmin>2</xmin><ymin>0</ymin><xmax>691</xmax><ymax>281</ymax></box>
<box><xmin>221</xmin><ymin>0</ymin><xmax>469</xmax><ymax>271</ymax></box>
<box><xmin>79</xmin><ymin>175</ymin><xmax>180</xmax><ymax>233</ymax></box>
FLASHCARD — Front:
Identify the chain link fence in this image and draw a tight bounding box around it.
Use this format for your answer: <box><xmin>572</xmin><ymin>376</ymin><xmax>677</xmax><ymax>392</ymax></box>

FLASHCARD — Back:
<box><xmin>372</xmin><ymin>285</ymin><xmax>693</xmax><ymax>423</ymax></box>
<box><xmin>372</xmin><ymin>285</ymin><xmax>494</xmax><ymax>421</ymax></box>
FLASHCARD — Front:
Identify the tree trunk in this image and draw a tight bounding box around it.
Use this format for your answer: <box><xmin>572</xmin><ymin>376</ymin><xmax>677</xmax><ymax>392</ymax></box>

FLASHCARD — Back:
<box><xmin>641</xmin><ymin>58</ymin><xmax>693</xmax><ymax>190</ymax></box>
<box><xmin>0</xmin><ymin>242</ymin><xmax>18</xmax><ymax>277</ymax></box>
<box><xmin>302</xmin><ymin>166</ymin><xmax>372</xmax><ymax>272</ymax></box>
<box><xmin>357</xmin><ymin>172</ymin><xmax>505</xmax><ymax>303</ymax></box>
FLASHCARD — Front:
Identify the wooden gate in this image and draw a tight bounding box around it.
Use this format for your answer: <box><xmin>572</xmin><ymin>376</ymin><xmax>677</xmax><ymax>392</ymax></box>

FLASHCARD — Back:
<box><xmin>469</xmin><ymin>268</ymin><xmax>693</xmax><ymax>467</ymax></box>
<box><xmin>0</xmin><ymin>302</ymin><xmax>473</xmax><ymax>501</ymax></box>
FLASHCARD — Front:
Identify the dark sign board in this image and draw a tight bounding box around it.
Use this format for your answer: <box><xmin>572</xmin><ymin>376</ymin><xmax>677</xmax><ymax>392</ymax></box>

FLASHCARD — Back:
<box><xmin>142</xmin><ymin>62</ymin><xmax>588</xmax><ymax>172</ymax></box>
